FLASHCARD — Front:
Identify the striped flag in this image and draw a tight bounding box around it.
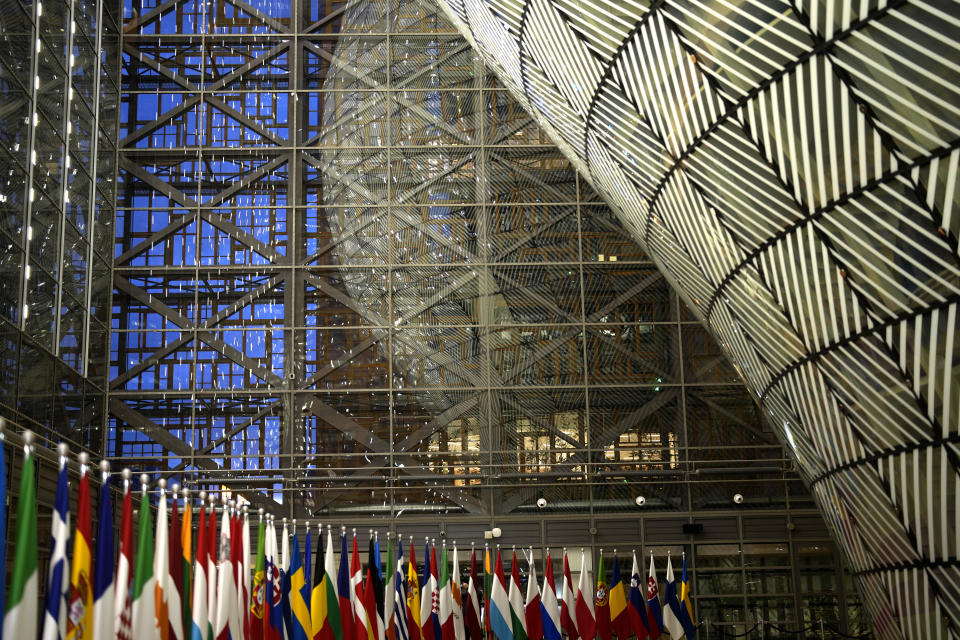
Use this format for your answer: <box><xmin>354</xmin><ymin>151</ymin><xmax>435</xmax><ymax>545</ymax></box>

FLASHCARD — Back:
<box><xmin>608</xmin><ymin>556</ymin><xmax>629</xmax><ymax>640</ymax></box>
<box><xmin>369</xmin><ymin>536</ymin><xmax>385</xmax><ymax>640</ymax></box>
<box><xmin>523</xmin><ymin>551</ymin><xmax>541</xmax><ymax>640</ymax></box>
<box><xmin>252</xmin><ymin>513</ymin><xmax>266</xmax><ymax>640</ymax></box>
<box><xmin>206</xmin><ymin>499</ymin><xmax>218</xmax><ymax>640</ymax></box>
<box><xmin>267</xmin><ymin>517</ymin><xmax>285</xmax><ymax>640</ymax></box>
<box><xmin>627</xmin><ymin>553</ymin><xmax>649</xmax><ymax>640</ymax></box>
<box><xmin>230</xmin><ymin>509</ymin><xmax>244</xmax><ymax>638</ymax></box>
<box><xmin>338</xmin><ymin>530</ymin><xmax>355</xmax><ymax>640</ymax></box>
<box><xmin>464</xmin><ymin>550</ymin><xmax>481</xmax><ymax>640</ymax></box>
<box><xmin>450</xmin><ymin>547</ymin><xmax>465</xmax><ymax>640</ymax></box>
<box><xmin>507</xmin><ymin>550</ymin><xmax>527</xmax><ymax>640</ymax></box>
<box><xmin>483</xmin><ymin>547</ymin><xmax>491</xmax><ymax>638</ymax></box>
<box><xmin>191</xmin><ymin>500</ymin><xmax>209</xmax><ymax>640</ymax></box>
<box><xmin>438</xmin><ymin>544</ymin><xmax>454</xmax><ymax>640</ymax></box>
<box><xmin>131</xmin><ymin>479</ymin><xmax>156</xmax><ymax>638</ymax></box>
<box><xmin>419</xmin><ymin>541</ymin><xmax>434</xmax><ymax>640</ymax></box>
<box><xmin>363</xmin><ymin>569</ymin><xmax>380</xmax><ymax>640</ymax></box>
<box><xmin>241</xmin><ymin>509</ymin><xmax>252</xmax><ymax>640</ymax></box>
<box><xmin>539</xmin><ymin>551</ymin><xmax>560</xmax><ymax>640</ymax></box>
<box><xmin>41</xmin><ymin>447</ymin><xmax>71</xmax><ymax>640</ymax></box>
<box><xmin>215</xmin><ymin>504</ymin><xmax>238</xmax><ymax>640</ymax></box>
<box><xmin>646</xmin><ymin>555</ymin><xmax>662</xmax><ymax>639</ymax></box>
<box><xmin>92</xmin><ymin>464</ymin><xmax>115</xmax><ymax>640</ymax></box>
<box><xmin>305</xmin><ymin>526</ymin><xmax>313</xmax><ymax>603</ymax></box>
<box><xmin>595</xmin><ymin>552</ymin><xmax>610</xmax><ymax>640</ymax></box>
<box><xmin>575</xmin><ymin>550</ymin><xmax>595</xmax><ymax>640</ymax></box>
<box><xmin>181</xmin><ymin>491</ymin><xmax>192</xmax><ymax>632</ymax></box>
<box><xmin>66</xmin><ymin>458</ymin><xmax>93</xmax><ymax>640</ymax></box>
<box><xmin>559</xmin><ymin>551</ymin><xmax>577</xmax><ymax>640</ymax></box>
<box><xmin>282</xmin><ymin>521</ymin><xmax>294</xmax><ymax>640</ymax></box>
<box><xmin>428</xmin><ymin>543</ymin><xmax>441</xmax><ymax>640</ymax></box>
<box><xmin>313</xmin><ymin>525</ymin><xmax>342</xmax><ymax>640</ymax></box>
<box><xmin>404</xmin><ymin>541</ymin><xmax>420</xmax><ymax>640</ymax></box>
<box><xmin>388</xmin><ymin>536</ymin><xmax>410</xmax><ymax>640</ymax></box>
<box><xmin>487</xmin><ymin>549</ymin><xmax>511</xmax><ymax>640</ymax></box>
<box><xmin>384</xmin><ymin>536</ymin><xmax>397</xmax><ymax>640</ymax></box>
<box><xmin>351</xmin><ymin>534</ymin><xmax>371</xmax><ymax>640</ymax></box>
<box><xmin>0</xmin><ymin>427</ymin><xmax>6</xmax><ymax>640</ymax></box>
<box><xmin>169</xmin><ymin>487</ymin><xmax>185</xmax><ymax>640</ymax></box>
<box><xmin>3</xmin><ymin>436</ymin><xmax>38</xmax><ymax>640</ymax></box>
<box><xmin>115</xmin><ymin>472</ymin><xmax>135</xmax><ymax>640</ymax></box>
<box><xmin>155</xmin><ymin>481</ymin><xmax>170</xmax><ymax>640</ymax></box>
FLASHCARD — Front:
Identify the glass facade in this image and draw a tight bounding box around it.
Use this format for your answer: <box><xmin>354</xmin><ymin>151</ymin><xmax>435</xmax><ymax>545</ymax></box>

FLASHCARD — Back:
<box><xmin>0</xmin><ymin>0</ymin><xmax>121</xmax><ymax>447</ymax></box>
<box><xmin>428</xmin><ymin>0</ymin><xmax>960</xmax><ymax>637</ymax></box>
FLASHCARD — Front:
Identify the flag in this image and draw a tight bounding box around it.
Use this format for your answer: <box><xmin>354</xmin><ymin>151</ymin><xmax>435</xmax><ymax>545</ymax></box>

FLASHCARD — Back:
<box><xmin>487</xmin><ymin>549</ymin><xmax>512</xmax><ymax>640</ymax></box>
<box><xmin>242</xmin><ymin>510</ymin><xmax>252</xmax><ymax>640</ymax></box>
<box><xmin>206</xmin><ymin>501</ymin><xmax>218</xmax><ymax>640</ymax></box>
<box><xmin>419</xmin><ymin>542</ymin><xmax>434</xmax><ymax>640</ymax></box>
<box><xmin>646</xmin><ymin>556</ymin><xmax>662</xmax><ymax>638</ymax></box>
<box><xmin>405</xmin><ymin>541</ymin><xmax>421</xmax><ymax>640</ymax></box>
<box><xmin>251</xmin><ymin>514</ymin><xmax>266</xmax><ymax>640</ymax></box>
<box><xmin>0</xmin><ymin>428</ymin><xmax>6</xmax><ymax>640</ymax></box>
<box><xmin>267</xmin><ymin>518</ymin><xmax>285</xmax><ymax>640</ymax></box>
<box><xmin>428</xmin><ymin>544</ymin><xmax>442</xmax><ymax>640</ymax></box>
<box><xmin>369</xmin><ymin>537</ymin><xmax>385</xmax><ymax>640</ymax></box>
<box><xmin>575</xmin><ymin>550</ymin><xmax>595</xmax><ymax>640</ymax></box>
<box><xmin>291</xmin><ymin>528</ymin><xmax>313</xmax><ymax>640</ymax></box>
<box><xmin>595</xmin><ymin>552</ymin><xmax>610</xmax><ymax>640</ymax></box>
<box><xmin>215</xmin><ymin>504</ymin><xmax>238</xmax><ymax>640</ymax></box>
<box><xmin>313</xmin><ymin>526</ymin><xmax>342</xmax><ymax>640</ymax></box>
<box><xmin>132</xmin><ymin>482</ymin><xmax>156</xmax><ymax>639</ymax></box>
<box><xmin>182</xmin><ymin>492</ymin><xmax>193</xmax><ymax>632</ymax></box>
<box><xmin>191</xmin><ymin>501</ymin><xmax>209</xmax><ymax>640</ymax></box>
<box><xmin>116</xmin><ymin>473</ymin><xmax>135</xmax><ymax>640</ymax></box>
<box><xmin>169</xmin><ymin>488</ymin><xmax>185</xmax><ymax>640</ymax></box>
<box><xmin>678</xmin><ymin>557</ymin><xmax>695</xmax><ymax>640</ymax></box>
<box><xmin>539</xmin><ymin>551</ymin><xmax>560</xmax><ymax>640</ymax></box>
<box><xmin>661</xmin><ymin>557</ymin><xmax>683</xmax><ymax>640</ymax></box>
<box><xmin>282</xmin><ymin>520</ymin><xmax>294</xmax><ymax>640</ymax></box>
<box><xmin>626</xmin><ymin>553</ymin><xmax>649</xmax><ymax>640</ymax></box>
<box><xmin>338</xmin><ymin>531</ymin><xmax>356</xmax><ymax>640</ymax></box>
<box><xmin>483</xmin><ymin>547</ymin><xmax>491</xmax><ymax>636</ymax></box>
<box><xmin>41</xmin><ymin>449</ymin><xmax>70</xmax><ymax>640</ymax></box>
<box><xmin>363</xmin><ymin>570</ymin><xmax>381</xmax><ymax>640</ymax></box>
<box><xmin>451</xmin><ymin>547</ymin><xmax>465</xmax><ymax>640</ymax></box>
<box><xmin>388</xmin><ymin>537</ymin><xmax>410</xmax><ymax>640</ymax></box>
<box><xmin>352</xmin><ymin>534</ymin><xmax>372</xmax><ymax>640</ymax></box>
<box><xmin>507</xmin><ymin>551</ymin><xmax>527</xmax><ymax>640</ymax></box>
<box><xmin>66</xmin><ymin>460</ymin><xmax>92</xmax><ymax>640</ymax></box>
<box><xmin>305</xmin><ymin>527</ymin><xmax>313</xmax><ymax>601</ymax></box>
<box><xmin>4</xmin><ymin>437</ymin><xmax>38</xmax><ymax>639</ymax></box>
<box><xmin>155</xmin><ymin>483</ymin><xmax>171</xmax><ymax>640</ymax></box>
<box><xmin>464</xmin><ymin>550</ymin><xmax>481</xmax><ymax>640</ymax></box>
<box><xmin>230</xmin><ymin>509</ymin><xmax>244</xmax><ymax>638</ymax></box>
<box><xmin>558</xmin><ymin>551</ymin><xmax>577</xmax><ymax>640</ymax></box>
<box><xmin>385</xmin><ymin>537</ymin><xmax>396</xmax><ymax>640</ymax></box>
<box><xmin>608</xmin><ymin>556</ymin><xmax>629</xmax><ymax>640</ymax></box>
<box><xmin>438</xmin><ymin>544</ymin><xmax>453</xmax><ymax>640</ymax></box>
<box><xmin>92</xmin><ymin>465</ymin><xmax>116</xmax><ymax>640</ymax></box>
<box><xmin>523</xmin><ymin>551</ymin><xmax>541</xmax><ymax>640</ymax></box>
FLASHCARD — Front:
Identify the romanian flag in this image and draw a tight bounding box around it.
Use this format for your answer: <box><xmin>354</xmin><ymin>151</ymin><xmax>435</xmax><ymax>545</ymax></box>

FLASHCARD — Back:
<box><xmin>405</xmin><ymin>541</ymin><xmax>421</xmax><ymax>640</ymax></box>
<box><xmin>66</xmin><ymin>459</ymin><xmax>93</xmax><ymax>640</ymax></box>
<box><xmin>595</xmin><ymin>552</ymin><xmax>610</xmax><ymax>640</ymax></box>
<box><xmin>608</xmin><ymin>556</ymin><xmax>629</xmax><ymax>640</ymax></box>
<box><xmin>313</xmin><ymin>526</ymin><xmax>342</xmax><ymax>640</ymax></box>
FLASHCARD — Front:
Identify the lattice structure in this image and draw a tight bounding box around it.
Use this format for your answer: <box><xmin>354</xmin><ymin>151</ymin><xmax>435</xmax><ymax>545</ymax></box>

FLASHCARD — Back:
<box><xmin>427</xmin><ymin>0</ymin><xmax>960</xmax><ymax>636</ymax></box>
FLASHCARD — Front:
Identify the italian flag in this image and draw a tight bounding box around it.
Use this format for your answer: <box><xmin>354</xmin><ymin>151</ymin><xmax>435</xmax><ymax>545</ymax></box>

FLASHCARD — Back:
<box><xmin>3</xmin><ymin>439</ymin><xmax>38</xmax><ymax>639</ymax></box>
<box><xmin>132</xmin><ymin>483</ymin><xmax>157</xmax><ymax>637</ymax></box>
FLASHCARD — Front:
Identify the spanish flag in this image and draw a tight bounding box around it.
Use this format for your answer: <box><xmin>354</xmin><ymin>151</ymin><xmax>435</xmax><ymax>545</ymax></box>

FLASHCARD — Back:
<box><xmin>66</xmin><ymin>458</ymin><xmax>93</xmax><ymax>640</ymax></box>
<box><xmin>405</xmin><ymin>541</ymin><xmax>420</xmax><ymax>640</ymax></box>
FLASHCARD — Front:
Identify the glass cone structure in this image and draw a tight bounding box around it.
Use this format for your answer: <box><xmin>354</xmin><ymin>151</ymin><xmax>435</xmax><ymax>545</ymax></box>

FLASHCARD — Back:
<box><xmin>428</xmin><ymin>0</ymin><xmax>960</xmax><ymax>637</ymax></box>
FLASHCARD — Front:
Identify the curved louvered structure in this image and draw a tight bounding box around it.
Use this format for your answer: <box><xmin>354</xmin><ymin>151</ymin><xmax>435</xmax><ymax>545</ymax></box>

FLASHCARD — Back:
<box><xmin>428</xmin><ymin>0</ymin><xmax>960</xmax><ymax>636</ymax></box>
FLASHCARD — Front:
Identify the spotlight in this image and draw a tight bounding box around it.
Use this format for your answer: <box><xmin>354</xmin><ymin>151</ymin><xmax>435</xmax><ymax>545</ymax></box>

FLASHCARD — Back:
<box><xmin>635</xmin><ymin>495</ymin><xmax>646</xmax><ymax>507</ymax></box>
<box><xmin>733</xmin><ymin>493</ymin><xmax>744</xmax><ymax>504</ymax></box>
<box><xmin>536</xmin><ymin>497</ymin><xmax>547</xmax><ymax>509</ymax></box>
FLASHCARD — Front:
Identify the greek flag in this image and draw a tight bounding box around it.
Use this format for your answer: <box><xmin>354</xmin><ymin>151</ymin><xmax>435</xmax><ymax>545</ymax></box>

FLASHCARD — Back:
<box><xmin>41</xmin><ymin>455</ymin><xmax>71</xmax><ymax>640</ymax></box>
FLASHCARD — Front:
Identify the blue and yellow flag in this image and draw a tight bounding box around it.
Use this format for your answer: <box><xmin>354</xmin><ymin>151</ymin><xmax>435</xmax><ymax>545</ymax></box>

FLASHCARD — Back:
<box><xmin>290</xmin><ymin>531</ymin><xmax>312</xmax><ymax>640</ymax></box>
<box><xmin>678</xmin><ymin>555</ymin><xmax>696</xmax><ymax>639</ymax></box>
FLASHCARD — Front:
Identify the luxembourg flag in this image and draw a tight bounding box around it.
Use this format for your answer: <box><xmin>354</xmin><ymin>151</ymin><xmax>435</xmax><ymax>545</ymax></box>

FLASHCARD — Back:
<box><xmin>92</xmin><ymin>463</ymin><xmax>115</xmax><ymax>640</ymax></box>
<box><xmin>522</xmin><ymin>550</ymin><xmax>541</xmax><ymax>640</ymax></box>
<box><xmin>487</xmin><ymin>549</ymin><xmax>512</xmax><ymax>640</ymax></box>
<box><xmin>538</xmin><ymin>550</ymin><xmax>560</xmax><ymax>640</ymax></box>
<box><xmin>558</xmin><ymin>551</ymin><xmax>577</xmax><ymax>640</ymax></box>
<box><xmin>41</xmin><ymin>446</ymin><xmax>71</xmax><ymax>640</ymax></box>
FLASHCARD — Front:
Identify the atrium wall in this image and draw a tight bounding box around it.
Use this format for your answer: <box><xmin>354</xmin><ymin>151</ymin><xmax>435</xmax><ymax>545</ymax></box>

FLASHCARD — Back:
<box><xmin>0</xmin><ymin>0</ymin><xmax>121</xmax><ymax>448</ymax></box>
<box><xmin>425</xmin><ymin>0</ymin><xmax>960</xmax><ymax>637</ymax></box>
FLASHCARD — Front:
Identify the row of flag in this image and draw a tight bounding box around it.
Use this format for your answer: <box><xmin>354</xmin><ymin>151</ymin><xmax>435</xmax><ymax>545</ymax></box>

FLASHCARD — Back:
<box><xmin>0</xmin><ymin>433</ymin><xmax>697</xmax><ymax>640</ymax></box>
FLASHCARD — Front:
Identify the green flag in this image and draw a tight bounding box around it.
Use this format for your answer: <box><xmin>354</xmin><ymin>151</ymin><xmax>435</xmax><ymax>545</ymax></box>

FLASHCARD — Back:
<box><xmin>252</xmin><ymin>517</ymin><xmax>266</xmax><ymax>624</ymax></box>
<box><xmin>3</xmin><ymin>439</ymin><xmax>37</xmax><ymax>639</ymax></box>
<box><xmin>131</xmin><ymin>484</ymin><xmax>156</xmax><ymax>636</ymax></box>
